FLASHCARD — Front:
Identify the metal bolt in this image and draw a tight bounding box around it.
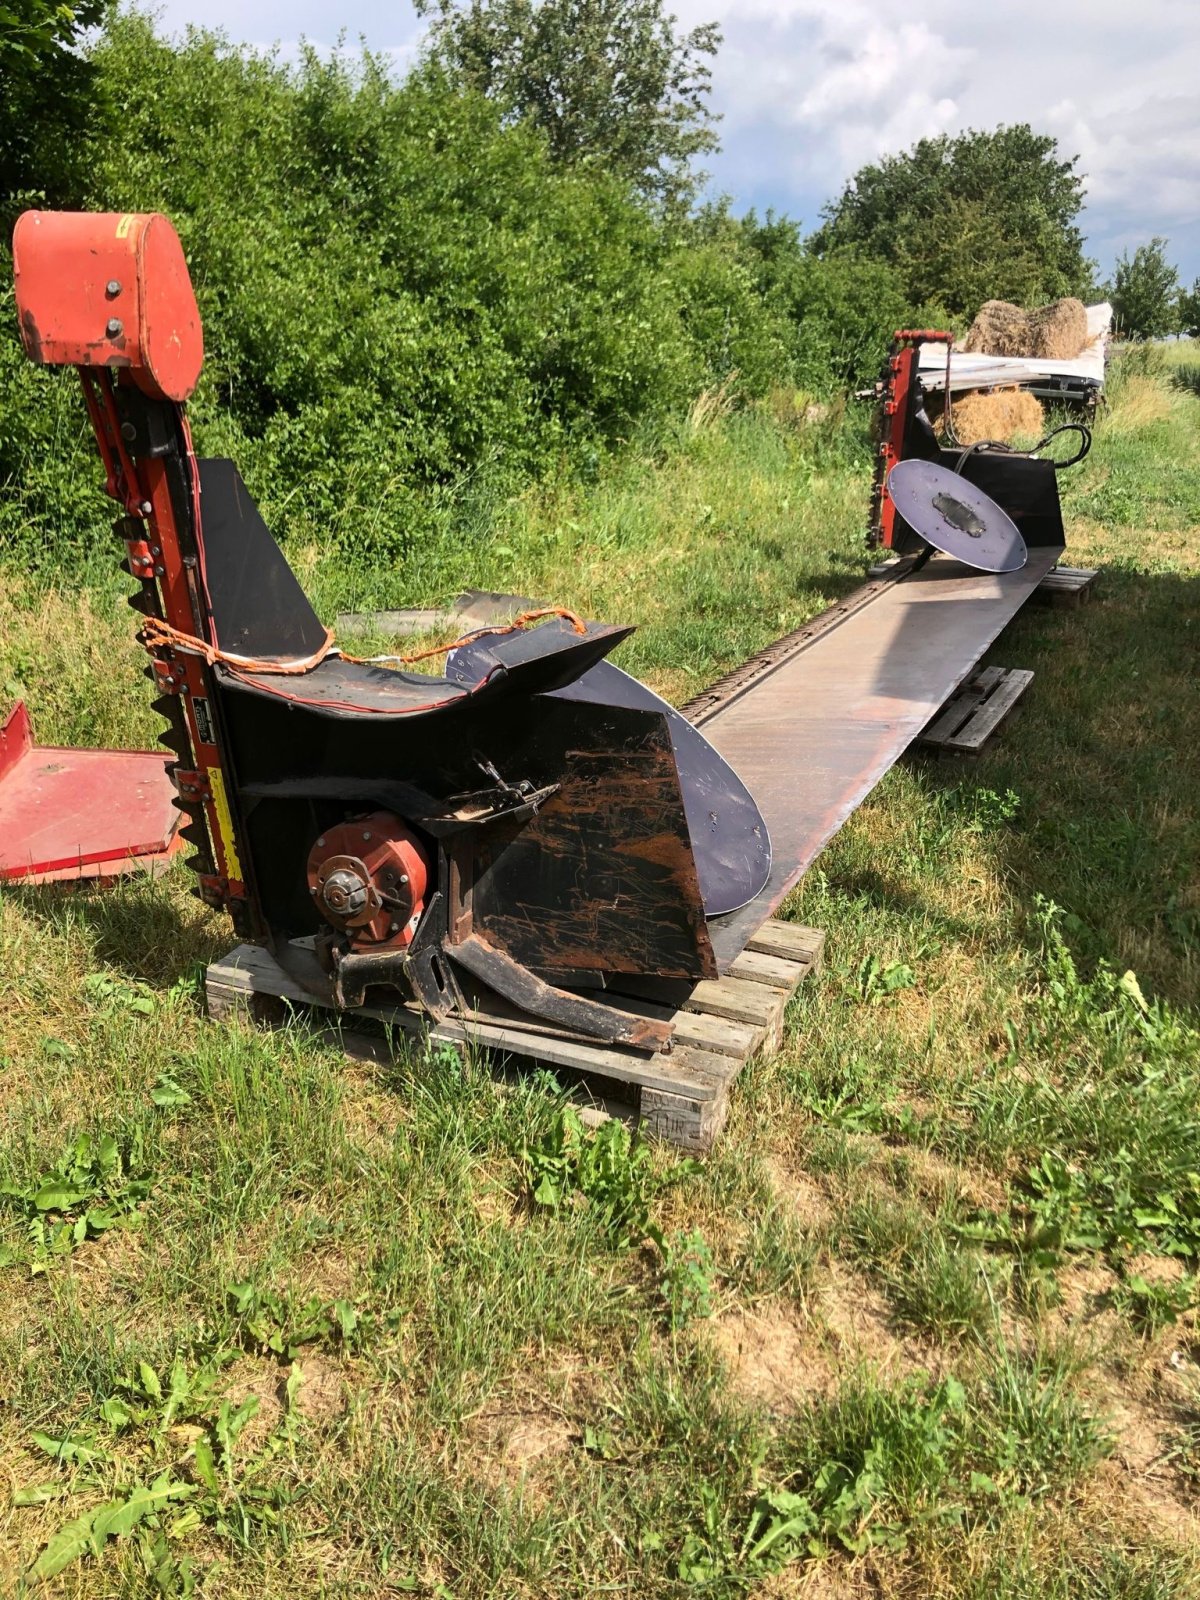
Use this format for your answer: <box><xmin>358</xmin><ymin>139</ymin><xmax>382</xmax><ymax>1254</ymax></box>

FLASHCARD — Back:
<box><xmin>309</xmin><ymin>885</ymin><xmax>317</xmax><ymax>894</ymax></box>
<box><xmin>106</xmin><ymin>317</ymin><xmax>123</xmax><ymax>337</ymax></box>
<box><xmin>316</xmin><ymin>837</ymin><xmax>325</xmax><ymax>848</ymax></box>
<box><xmin>390</xmin><ymin>922</ymin><xmax>400</xmax><ymax>934</ymax></box>
<box><xmin>120</xmin><ymin>421</ymin><xmax>137</xmax><ymax>442</ymax></box>
<box><xmin>105</xmin><ymin>280</ymin><xmax>121</xmax><ymax>298</ymax></box>
<box><xmin>362</xmin><ymin>832</ymin><xmax>371</xmax><ymax>841</ymax></box>
<box><xmin>399</xmin><ymin>874</ymin><xmax>409</xmax><ymax>885</ymax></box>
<box><xmin>139</xmin><ymin>501</ymin><xmax>152</xmax><ymax>515</ymax></box>
<box><xmin>154</xmin><ymin>565</ymin><xmax>165</xmax><ymax>576</ymax></box>
<box><xmin>151</xmin><ymin>545</ymin><xmax>161</xmax><ymax>555</ymax></box>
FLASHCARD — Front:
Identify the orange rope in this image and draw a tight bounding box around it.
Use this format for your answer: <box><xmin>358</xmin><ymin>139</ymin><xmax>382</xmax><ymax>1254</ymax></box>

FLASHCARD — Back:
<box><xmin>138</xmin><ymin>605</ymin><xmax>588</xmax><ymax>677</ymax></box>
<box><xmin>140</xmin><ymin>615</ymin><xmax>336</xmax><ymax>674</ymax></box>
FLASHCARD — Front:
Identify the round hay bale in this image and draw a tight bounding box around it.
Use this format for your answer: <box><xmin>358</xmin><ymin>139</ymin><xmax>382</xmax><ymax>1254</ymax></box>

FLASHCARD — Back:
<box><xmin>962</xmin><ymin>297</ymin><xmax>1089</xmax><ymax>361</ymax></box>
<box><xmin>1025</xmin><ymin>297</ymin><xmax>1088</xmax><ymax>360</ymax></box>
<box><xmin>935</xmin><ymin>387</ymin><xmax>1045</xmax><ymax>446</ymax></box>
<box><xmin>962</xmin><ymin>300</ymin><xmax>1031</xmax><ymax>357</ymax></box>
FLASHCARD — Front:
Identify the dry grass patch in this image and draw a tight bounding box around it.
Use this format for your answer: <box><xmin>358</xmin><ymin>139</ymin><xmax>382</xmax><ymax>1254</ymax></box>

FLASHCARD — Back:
<box><xmin>709</xmin><ymin>1302</ymin><xmax>838</xmax><ymax>1412</ymax></box>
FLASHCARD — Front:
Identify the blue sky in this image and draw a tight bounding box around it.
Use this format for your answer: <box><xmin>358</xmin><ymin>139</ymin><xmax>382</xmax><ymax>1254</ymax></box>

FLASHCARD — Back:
<box><xmin>154</xmin><ymin>0</ymin><xmax>1200</xmax><ymax>286</ymax></box>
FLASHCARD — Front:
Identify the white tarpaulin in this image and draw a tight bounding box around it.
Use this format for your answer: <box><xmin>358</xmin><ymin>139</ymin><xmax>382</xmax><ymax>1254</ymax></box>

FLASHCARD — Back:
<box><xmin>918</xmin><ymin>302</ymin><xmax>1112</xmax><ymax>392</ymax></box>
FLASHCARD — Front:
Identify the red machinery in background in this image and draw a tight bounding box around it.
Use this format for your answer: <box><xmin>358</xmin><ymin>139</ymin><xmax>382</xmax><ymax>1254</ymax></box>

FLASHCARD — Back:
<box><xmin>868</xmin><ymin>328</ymin><xmax>1075</xmax><ymax>559</ymax></box>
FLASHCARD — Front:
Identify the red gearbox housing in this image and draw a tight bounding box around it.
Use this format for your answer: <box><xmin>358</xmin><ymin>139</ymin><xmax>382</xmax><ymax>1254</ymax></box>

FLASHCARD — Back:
<box><xmin>306</xmin><ymin>812</ymin><xmax>430</xmax><ymax>949</ymax></box>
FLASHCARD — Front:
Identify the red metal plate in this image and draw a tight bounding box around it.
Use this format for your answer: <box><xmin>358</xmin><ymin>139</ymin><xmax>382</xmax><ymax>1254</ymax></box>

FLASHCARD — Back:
<box><xmin>0</xmin><ymin>703</ymin><xmax>181</xmax><ymax>882</ymax></box>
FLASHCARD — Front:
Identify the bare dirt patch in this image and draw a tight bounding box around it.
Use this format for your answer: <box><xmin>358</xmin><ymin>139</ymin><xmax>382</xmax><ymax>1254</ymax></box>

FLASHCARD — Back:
<box><xmin>817</xmin><ymin>1263</ymin><xmax>945</xmax><ymax>1380</ymax></box>
<box><xmin>292</xmin><ymin>1353</ymin><xmax>347</xmax><ymax>1424</ymax></box>
<box><xmin>709</xmin><ymin>1303</ymin><xmax>837</xmax><ymax>1412</ymax></box>
<box><xmin>1054</xmin><ymin>1260</ymin><xmax>1120</xmax><ymax>1328</ymax></box>
<box><xmin>894</xmin><ymin>1144</ymin><xmax>1008</xmax><ymax>1215</ymax></box>
<box><xmin>222</xmin><ymin>1356</ymin><xmax>285</xmax><ymax>1454</ymax></box>
<box><xmin>298</xmin><ymin>1247</ymin><xmax>357</xmax><ymax>1304</ymax></box>
<box><xmin>1084</xmin><ymin>1367</ymin><xmax>1200</xmax><ymax>1546</ymax></box>
<box><xmin>766</xmin><ymin>1157</ymin><xmax>836</xmax><ymax>1234</ymax></box>
<box><xmin>465</xmin><ymin>1395</ymin><xmax>573</xmax><ymax>1498</ymax></box>
<box><xmin>754</xmin><ymin>1555</ymin><xmax>880</xmax><ymax>1597</ymax></box>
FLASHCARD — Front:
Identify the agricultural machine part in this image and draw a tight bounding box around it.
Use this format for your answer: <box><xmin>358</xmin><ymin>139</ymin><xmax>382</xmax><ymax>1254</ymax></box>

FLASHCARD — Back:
<box><xmin>13</xmin><ymin>209</ymin><xmax>769</xmax><ymax>1052</ymax></box>
<box><xmin>886</xmin><ymin>459</ymin><xmax>1028</xmax><ymax>573</ymax></box>
<box><xmin>868</xmin><ymin>330</ymin><xmax>1066</xmax><ymax>557</ymax></box>
<box><xmin>306</xmin><ymin>812</ymin><xmax>430</xmax><ymax>948</ymax></box>
<box><xmin>444</xmin><ymin>640</ymin><xmax>770</xmax><ymax>917</ymax></box>
<box><xmin>0</xmin><ymin>701</ymin><xmax>182</xmax><ymax>883</ymax></box>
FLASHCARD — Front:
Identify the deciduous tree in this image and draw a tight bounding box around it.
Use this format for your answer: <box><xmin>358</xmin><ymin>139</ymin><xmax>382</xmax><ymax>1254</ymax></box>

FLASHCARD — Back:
<box><xmin>414</xmin><ymin>0</ymin><xmax>720</xmax><ymax>208</ymax></box>
<box><xmin>811</xmin><ymin>125</ymin><xmax>1093</xmax><ymax>318</ymax></box>
<box><xmin>1111</xmin><ymin>238</ymin><xmax>1181</xmax><ymax>339</ymax></box>
<box><xmin>0</xmin><ymin>0</ymin><xmax>109</xmax><ymax>217</ymax></box>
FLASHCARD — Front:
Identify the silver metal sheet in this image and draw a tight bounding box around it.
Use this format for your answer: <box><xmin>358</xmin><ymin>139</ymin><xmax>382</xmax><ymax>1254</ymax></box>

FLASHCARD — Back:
<box><xmin>700</xmin><ymin>546</ymin><xmax>1061</xmax><ymax>967</ymax></box>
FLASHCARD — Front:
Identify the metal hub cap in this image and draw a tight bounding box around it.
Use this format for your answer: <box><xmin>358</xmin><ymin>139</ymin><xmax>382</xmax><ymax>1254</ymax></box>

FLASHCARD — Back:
<box><xmin>931</xmin><ymin>490</ymin><xmax>985</xmax><ymax>537</ymax></box>
<box><xmin>321</xmin><ymin>866</ymin><xmax>370</xmax><ymax>917</ymax></box>
<box><xmin>887</xmin><ymin>459</ymin><xmax>1028</xmax><ymax>573</ymax></box>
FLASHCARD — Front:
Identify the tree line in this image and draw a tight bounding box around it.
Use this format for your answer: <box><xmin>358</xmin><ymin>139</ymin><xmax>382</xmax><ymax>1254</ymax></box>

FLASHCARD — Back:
<box><xmin>0</xmin><ymin>0</ymin><xmax>1184</xmax><ymax>568</ymax></box>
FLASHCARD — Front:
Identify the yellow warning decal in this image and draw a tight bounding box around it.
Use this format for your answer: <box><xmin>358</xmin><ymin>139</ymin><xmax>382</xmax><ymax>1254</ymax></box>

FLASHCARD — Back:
<box><xmin>208</xmin><ymin>766</ymin><xmax>244</xmax><ymax>883</ymax></box>
<box><xmin>115</xmin><ymin>214</ymin><xmax>135</xmax><ymax>239</ymax></box>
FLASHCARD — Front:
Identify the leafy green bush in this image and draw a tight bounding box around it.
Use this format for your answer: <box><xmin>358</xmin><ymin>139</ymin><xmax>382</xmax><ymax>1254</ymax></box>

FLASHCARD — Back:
<box><xmin>0</xmin><ymin>11</ymin><xmax>928</xmax><ymax>575</ymax></box>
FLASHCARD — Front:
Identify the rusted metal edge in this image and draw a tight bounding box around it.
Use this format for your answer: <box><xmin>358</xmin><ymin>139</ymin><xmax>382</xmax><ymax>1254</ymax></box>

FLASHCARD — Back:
<box><xmin>679</xmin><ymin>557</ymin><xmax>916</xmax><ymax>728</ymax></box>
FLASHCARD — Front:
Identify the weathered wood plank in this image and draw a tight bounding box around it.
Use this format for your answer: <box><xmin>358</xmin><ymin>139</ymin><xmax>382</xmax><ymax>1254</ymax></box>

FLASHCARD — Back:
<box><xmin>679</xmin><ymin>976</ymin><xmax>785</xmax><ymax>1029</ymax></box>
<box><xmin>745</xmin><ymin>922</ymin><xmax>825</xmax><ymax>971</ymax></box>
<box><xmin>206</xmin><ymin>919</ymin><xmax>823</xmax><ymax>1152</ymax></box>
<box><xmin>921</xmin><ymin>678</ymin><xmax>989</xmax><ymax>744</ymax></box>
<box><xmin>1033</xmin><ymin>565</ymin><xmax>1098</xmax><ymax>609</ymax></box>
<box><xmin>727</xmin><ymin>948</ymin><xmax>799</xmax><ymax>990</ymax></box>
<box><xmin>603</xmin><ymin>991</ymin><xmax>763</xmax><ymax>1058</ymax></box>
<box><xmin>639</xmin><ymin>1085</ymin><xmax>729</xmax><ymax>1152</ymax></box>
<box><xmin>917</xmin><ymin>666</ymin><xmax>1033</xmax><ymax>756</ymax></box>
<box><xmin>944</xmin><ymin>668</ymin><xmax>1034</xmax><ymax>751</ymax></box>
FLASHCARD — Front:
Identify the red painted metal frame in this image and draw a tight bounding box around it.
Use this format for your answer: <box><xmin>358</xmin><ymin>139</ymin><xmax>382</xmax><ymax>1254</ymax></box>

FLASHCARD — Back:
<box><xmin>0</xmin><ymin>701</ymin><xmax>182</xmax><ymax>883</ymax></box>
<box><xmin>874</xmin><ymin>329</ymin><xmax>952</xmax><ymax>550</ymax></box>
<box><xmin>12</xmin><ymin>211</ymin><xmax>203</xmax><ymax>402</ymax></box>
<box><xmin>13</xmin><ymin>211</ymin><xmax>253</xmax><ymax>921</ymax></box>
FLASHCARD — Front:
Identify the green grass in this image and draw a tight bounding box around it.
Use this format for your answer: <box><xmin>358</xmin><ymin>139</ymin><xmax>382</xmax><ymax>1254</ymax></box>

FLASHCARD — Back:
<box><xmin>2</xmin><ymin>352</ymin><xmax>1200</xmax><ymax>1594</ymax></box>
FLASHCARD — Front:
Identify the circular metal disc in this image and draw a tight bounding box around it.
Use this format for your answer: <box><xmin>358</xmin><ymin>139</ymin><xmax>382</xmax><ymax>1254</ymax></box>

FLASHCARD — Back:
<box><xmin>888</xmin><ymin>459</ymin><xmax>1028</xmax><ymax>573</ymax></box>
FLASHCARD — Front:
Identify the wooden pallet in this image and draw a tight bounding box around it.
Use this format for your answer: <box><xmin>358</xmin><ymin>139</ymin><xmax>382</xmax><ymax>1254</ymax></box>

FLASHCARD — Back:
<box><xmin>916</xmin><ymin>665</ymin><xmax>1033</xmax><ymax>756</ymax></box>
<box><xmin>205</xmin><ymin>921</ymin><xmax>824</xmax><ymax>1153</ymax></box>
<box><xmin>1033</xmin><ymin>565</ymin><xmax>1098</xmax><ymax>608</ymax></box>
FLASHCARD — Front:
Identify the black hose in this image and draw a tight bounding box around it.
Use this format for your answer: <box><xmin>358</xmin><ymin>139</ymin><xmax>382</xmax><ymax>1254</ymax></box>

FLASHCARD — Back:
<box><xmin>951</xmin><ymin>421</ymin><xmax>1092</xmax><ymax>475</ymax></box>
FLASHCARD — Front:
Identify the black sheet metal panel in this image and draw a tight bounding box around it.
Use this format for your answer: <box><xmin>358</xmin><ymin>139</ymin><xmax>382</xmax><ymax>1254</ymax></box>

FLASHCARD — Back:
<box><xmin>222</xmin><ymin>657</ymin><xmax>473</xmax><ymax>715</ymax></box>
<box><xmin>444</xmin><ymin>618</ymin><xmax>636</xmax><ymax>698</ymax></box>
<box><xmin>224</xmin><ymin>619</ymin><xmax>635</xmax><ymax>716</ymax></box>
<box><xmin>957</xmin><ymin>453</ymin><xmax>1065</xmax><ymax>550</ymax></box>
<box><xmin>699</xmin><ymin>545</ymin><xmax>1062</xmax><ymax>968</ymax></box>
<box><xmin>218</xmin><ymin>664</ymin><xmax>715</xmax><ymax>978</ymax></box>
<box><xmin>887</xmin><ymin>460</ymin><xmax>1028</xmax><ymax>573</ymax></box>
<box><xmin>197</xmin><ymin>459</ymin><xmax>329</xmax><ymax>660</ymax></box>
<box><xmin>446</xmin><ymin>645</ymin><xmax>772</xmax><ymax>917</ymax></box>
<box><xmin>448</xmin><ymin>700</ymin><xmax>715</xmax><ymax>981</ymax></box>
